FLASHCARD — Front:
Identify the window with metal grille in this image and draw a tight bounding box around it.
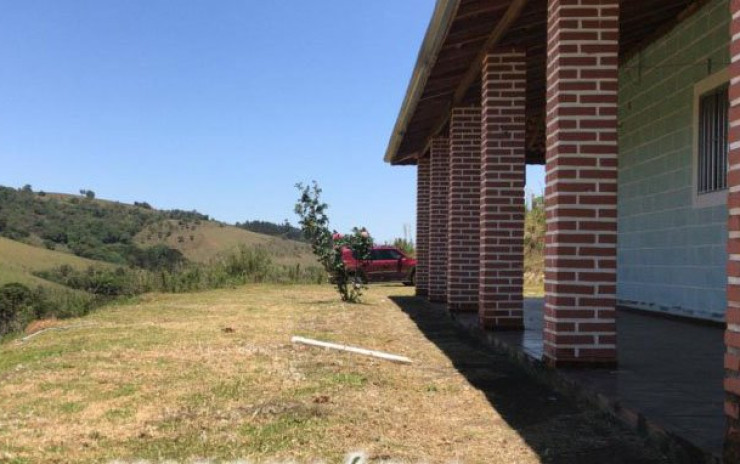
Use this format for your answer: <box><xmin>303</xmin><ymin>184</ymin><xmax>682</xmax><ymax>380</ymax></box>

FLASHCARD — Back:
<box><xmin>697</xmin><ymin>85</ymin><xmax>729</xmax><ymax>194</ymax></box>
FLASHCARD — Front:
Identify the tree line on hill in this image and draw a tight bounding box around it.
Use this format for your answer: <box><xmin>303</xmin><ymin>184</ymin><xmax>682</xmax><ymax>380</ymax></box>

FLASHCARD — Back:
<box><xmin>0</xmin><ymin>185</ymin><xmax>298</xmax><ymax>268</ymax></box>
<box><xmin>234</xmin><ymin>219</ymin><xmax>305</xmax><ymax>242</ymax></box>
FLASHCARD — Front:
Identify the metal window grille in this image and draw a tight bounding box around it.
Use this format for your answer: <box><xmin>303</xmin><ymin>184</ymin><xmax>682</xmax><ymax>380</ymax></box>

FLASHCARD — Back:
<box><xmin>697</xmin><ymin>85</ymin><xmax>729</xmax><ymax>194</ymax></box>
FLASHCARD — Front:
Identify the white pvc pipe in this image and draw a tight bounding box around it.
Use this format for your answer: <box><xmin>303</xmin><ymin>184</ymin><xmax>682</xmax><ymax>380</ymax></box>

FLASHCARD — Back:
<box><xmin>291</xmin><ymin>336</ymin><xmax>412</xmax><ymax>364</ymax></box>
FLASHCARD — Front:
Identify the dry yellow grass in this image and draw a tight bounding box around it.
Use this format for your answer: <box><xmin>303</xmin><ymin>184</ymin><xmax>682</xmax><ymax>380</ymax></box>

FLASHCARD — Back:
<box><xmin>135</xmin><ymin>220</ymin><xmax>317</xmax><ymax>267</ymax></box>
<box><xmin>0</xmin><ymin>284</ymin><xmax>661</xmax><ymax>464</ymax></box>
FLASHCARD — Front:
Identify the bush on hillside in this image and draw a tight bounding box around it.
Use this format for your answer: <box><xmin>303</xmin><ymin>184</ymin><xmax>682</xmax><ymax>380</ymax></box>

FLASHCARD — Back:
<box><xmin>127</xmin><ymin>244</ymin><xmax>186</xmax><ymax>271</ymax></box>
<box><xmin>0</xmin><ymin>283</ymin><xmax>95</xmax><ymax>336</ymax></box>
<box><xmin>0</xmin><ymin>283</ymin><xmax>33</xmax><ymax>335</ymax></box>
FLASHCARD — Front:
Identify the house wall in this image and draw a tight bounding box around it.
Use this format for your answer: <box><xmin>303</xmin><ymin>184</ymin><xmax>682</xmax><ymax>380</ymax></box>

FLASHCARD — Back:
<box><xmin>617</xmin><ymin>0</ymin><xmax>729</xmax><ymax>321</ymax></box>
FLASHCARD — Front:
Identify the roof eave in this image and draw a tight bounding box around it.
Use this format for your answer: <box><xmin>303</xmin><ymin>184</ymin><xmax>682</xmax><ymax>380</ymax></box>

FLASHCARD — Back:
<box><xmin>384</xmin><ymin>0</ymin><xmax>461</xmax><ymax>166</ymax></box>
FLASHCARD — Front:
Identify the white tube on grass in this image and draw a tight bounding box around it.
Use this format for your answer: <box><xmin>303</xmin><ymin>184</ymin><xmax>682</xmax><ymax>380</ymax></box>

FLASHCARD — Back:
<box><xmin>291</xmin><ymin>336</ymin><xmax>412</xmax><ymax>364</ymax></box>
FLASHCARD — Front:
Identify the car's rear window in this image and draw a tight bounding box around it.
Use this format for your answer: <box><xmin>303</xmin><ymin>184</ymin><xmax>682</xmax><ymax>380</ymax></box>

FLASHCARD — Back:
<box><xmin>369</xmin><ymin>249</ymin><xmax>402</xmax><ymax>260</ymax></box>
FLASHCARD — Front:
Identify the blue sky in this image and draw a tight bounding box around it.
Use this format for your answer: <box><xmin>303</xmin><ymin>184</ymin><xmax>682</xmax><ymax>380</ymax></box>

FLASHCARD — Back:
<box><xmin>0</xmin><ymin>1</ymin><xmax>544</xmax><ymax>243</ymax></box>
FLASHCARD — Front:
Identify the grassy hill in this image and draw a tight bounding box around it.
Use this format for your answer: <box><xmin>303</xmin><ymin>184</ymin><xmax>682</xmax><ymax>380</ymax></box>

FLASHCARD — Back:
<box><xmin>0</xmin><ymin>237</ymin><xmax>110</xmax><ymax>289</ymax></box>
<box><xmin>0</xmin><ymin>185</ymin><xmax>314</xmax><ymax>269</ymax></box>
<box><xmin>0</xmin><ymin>185</ymin><xmax>323</xmax><ymax>337</ymax></box>
<box><xmin>135</xmin><ymin>219</ymin><xmax>317</xmax><ymax>267</ymax></box>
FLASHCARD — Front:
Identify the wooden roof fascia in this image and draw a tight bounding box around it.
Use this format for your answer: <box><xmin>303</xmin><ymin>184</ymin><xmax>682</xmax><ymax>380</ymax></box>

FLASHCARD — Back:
<box><xmin>384</xmin><ymin>0</ymin><xmax>461</xmax><ymax>165</ymax></box>
<box><xmin>419</xmin><ymin>0</ymin><xmax>529</xmax><ymax>159</ymax></box>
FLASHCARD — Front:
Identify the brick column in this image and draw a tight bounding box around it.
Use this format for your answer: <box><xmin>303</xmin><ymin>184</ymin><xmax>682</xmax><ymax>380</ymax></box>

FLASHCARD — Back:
<box><xmin>428</xmin><ymin>138</ymin><xmax>450</xmax><ymax>303</ymax></box>
<box><xmin>725</xmin><ymin>0</ymin><xmax>740</xmax><ymax>459</ymax></box>
<box><xmin>479</xmin><ymin>49</ymin><xmax>527</xmax><ymax>330</ymax></box>
<box><xmin>448</xmin><ymin>108</ymin><xmax>482</xmax><ymax>312</ymax></box>
<box><xmin>543</xmin><ymin>0</ymin><xmax>619</xmax><ymax>366</ymax></box>
<box><xmin>416</xmin><ymin>155</ymin><xmax>431</xmax><ymax>297</ymax></box>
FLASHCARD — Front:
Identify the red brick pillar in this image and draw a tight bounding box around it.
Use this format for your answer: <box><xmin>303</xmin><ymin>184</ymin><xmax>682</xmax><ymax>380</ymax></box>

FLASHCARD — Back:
<box><xmin>479</xmin><ymin>49</ymin><xmax>527</xmax><ymax>330</ymax></box>
<box><xmin>725</xmin><ymin>0</ymin><xmax>740</xmax><ymax>459</ymax></box>
<box><xmin>543</xmin><ymin>0</ymin><xmax>619</xmax><ymax>366</ymax></box>
<box><xmin>448</xmin><ymin>108</ymin><xmax>482</xmax><ymax>312</ymax></box>
<box><xmin>416</xmin><ymin>155</ymin><xmax>431</xmax><ymax>297</ymax></box>
<box><xmin>428</xmin><ymin>138</ymin><xmax>450</xmax><ymax>303</ymax></box>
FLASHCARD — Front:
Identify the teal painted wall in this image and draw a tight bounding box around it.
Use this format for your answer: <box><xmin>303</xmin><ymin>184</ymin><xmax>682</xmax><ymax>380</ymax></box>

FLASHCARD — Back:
<box><xmin>617</xmin><ymin>0</ymin><xmax>729</xmax><ymax>321</ymax></box>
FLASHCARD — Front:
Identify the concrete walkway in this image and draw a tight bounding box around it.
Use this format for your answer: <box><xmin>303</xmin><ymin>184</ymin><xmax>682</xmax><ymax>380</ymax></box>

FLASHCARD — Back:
<box><xmin>455</xmin><ymin>299</ymin><xmax>725</xmax><ymax>456</ymax></box>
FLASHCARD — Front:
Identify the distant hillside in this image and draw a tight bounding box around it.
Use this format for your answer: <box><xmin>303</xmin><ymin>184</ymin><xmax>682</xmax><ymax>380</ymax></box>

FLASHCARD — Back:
<box><xmin>0</xmin><ymin>236</ymin><xmax>110</xmax><ymax>289</ymax></box>
<box><xmin>0</xmin><ymin>185</ymin><xmax>324</xmax><ymax>338</ymax></box>
<box><xmin>235</xmin><ymin>219</ymin><xmax>304</xmax><ymax>242</ymax></box>
<box><xmin>0</xmin><ymin>186</ymin><xmax>203</xmax><ymax>265</ymax></box>
<box><xmin>0</xmin><ymin>185</ymin><xmax>314</xmax><ymax>268</ymax></box>
<box><xmin>136</xmin><ymin>219</ymin><xmax>316</xmax><ymax>266</ymax></box>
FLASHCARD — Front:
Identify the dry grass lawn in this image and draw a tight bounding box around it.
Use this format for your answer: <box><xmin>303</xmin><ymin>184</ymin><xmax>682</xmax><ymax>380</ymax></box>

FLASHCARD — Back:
<box><xmin>0</xmin><ymin>284</ymin><xmax>659</xmax><ymax>463</ymax></box>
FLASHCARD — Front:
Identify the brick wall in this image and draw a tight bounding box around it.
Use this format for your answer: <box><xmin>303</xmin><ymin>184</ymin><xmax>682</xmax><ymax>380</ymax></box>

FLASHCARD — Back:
<box><xmin>543</xmin><ymin>0</ymin><xmax>619</xmax><ymax>366</ymax></box>
<box><xmin>428</xmin><ymin>138</ymin><xmax>450</xmax><ymax>302</ymax></box>
<box><xmin>416</xmin><ymin>155</ymin><xmax>431</xmax><ymax>296</ymax></box>
<box><xmin>479</xmin><ymin>50</ymin><xmax>527</xmax><ymax>329</ymax></box>
<box><xmin>448</xmin><ymin>108</ymin><xmax>482</xmax><ymax>312</ymax></box>
<box><xmin>724</xmin><ymin>0</ymin><xmax>740</xmax><ymax>459</ymax></box>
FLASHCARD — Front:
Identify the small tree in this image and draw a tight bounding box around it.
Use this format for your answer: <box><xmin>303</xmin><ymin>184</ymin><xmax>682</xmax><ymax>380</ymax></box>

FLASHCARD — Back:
<box><xmin>524</xmin><ymin>194</ymin><xmax>545</xmax><ymax>255</ymax></box>
<box><xmin>294</xmin><ymin>182</ymin><xmax>372</xmax><ymax>303</ymax></box>
<box><xmin>524</xmin><ymin>194</ymin><xmax>546</xmax><ymax>286</ymax></box>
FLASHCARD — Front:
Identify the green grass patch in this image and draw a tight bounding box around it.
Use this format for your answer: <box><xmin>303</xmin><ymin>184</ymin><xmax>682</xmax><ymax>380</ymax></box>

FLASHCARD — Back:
<box><xmin>58</xmin><ymin>401</ymin><xmax>84</xmax><ymax>414</ymax></box>
<box><xmin>327</xmin><ymin>372</ymin><xmax>367</xmax><ymax>388</ymax></box>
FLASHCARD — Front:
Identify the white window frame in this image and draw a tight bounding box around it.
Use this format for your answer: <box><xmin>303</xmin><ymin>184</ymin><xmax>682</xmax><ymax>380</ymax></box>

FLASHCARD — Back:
<box><xmin>692</xmin><ymin>68</ymin><xmax>729</xmax><ymax>208</ymax></box>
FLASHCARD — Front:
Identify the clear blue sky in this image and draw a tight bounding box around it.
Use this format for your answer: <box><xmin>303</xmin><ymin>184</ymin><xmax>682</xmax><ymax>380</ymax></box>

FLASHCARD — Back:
<box><xmin>0</xmin><ymin>1</ymin><xmax>544</xmax><ymax>243</ymax></box>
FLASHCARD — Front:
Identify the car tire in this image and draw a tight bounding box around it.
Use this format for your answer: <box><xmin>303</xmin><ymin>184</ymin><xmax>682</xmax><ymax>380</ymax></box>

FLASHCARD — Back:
<box><xmin>403</xmin><ymin>269</ymin><xmax>416</xmax><ymax>287</ymax></box>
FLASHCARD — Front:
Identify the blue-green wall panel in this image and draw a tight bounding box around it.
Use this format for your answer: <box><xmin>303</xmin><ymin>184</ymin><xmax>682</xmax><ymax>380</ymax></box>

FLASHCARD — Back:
<box><xmin>617</xmin><ymin>0</ymin><xmax>729</xmax><ymax>321</ymax></box>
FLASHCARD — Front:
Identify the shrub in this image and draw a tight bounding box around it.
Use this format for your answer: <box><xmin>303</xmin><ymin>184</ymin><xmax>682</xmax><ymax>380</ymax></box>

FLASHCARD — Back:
<box><xmin>0</xmin><ymin>283</ymin><xmax>33</xmax><ymax>335</ymax></box>
<box><xmin>127</xmin><ymin>244</ymin><xmax>186</xmax><ymax>271</ymax></box>
<box><xmin>294</xmin><ymin>182</ymin><xmax>372</xmax><ymax>303</ymax></box>
<box><xmin>0</xmin><ymin>283</ymin><xmax>95</xmax><ymax>336</ymax></box>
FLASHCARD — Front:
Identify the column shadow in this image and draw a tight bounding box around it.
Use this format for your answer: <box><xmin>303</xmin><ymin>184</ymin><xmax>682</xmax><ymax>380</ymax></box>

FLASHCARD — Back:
<box><xmin>388</xmin><ymin>294</ymin><xmax>669</xmax><ymax>464</ymax></box>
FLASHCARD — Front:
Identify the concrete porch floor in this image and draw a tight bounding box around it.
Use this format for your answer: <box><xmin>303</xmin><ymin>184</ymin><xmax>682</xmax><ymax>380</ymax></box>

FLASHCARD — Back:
<box><xmin>454</xmin><ymin>299</ymin><xmax>725</xmax><ymax>456</ymax></box>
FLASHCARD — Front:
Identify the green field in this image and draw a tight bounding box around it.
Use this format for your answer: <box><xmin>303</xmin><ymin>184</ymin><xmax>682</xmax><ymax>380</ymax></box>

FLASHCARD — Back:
<box><xmin>0</xmin><ymin>237</ymin><xmax>109</xmax><ymax>289</ymax></box>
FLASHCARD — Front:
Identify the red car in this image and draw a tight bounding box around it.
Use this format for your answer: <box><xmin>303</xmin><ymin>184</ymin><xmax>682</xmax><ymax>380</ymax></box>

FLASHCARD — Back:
<box><xmin>342</xmin><ymin>246</ymin><xmax>416</xmax><ymax>286</ymax></box>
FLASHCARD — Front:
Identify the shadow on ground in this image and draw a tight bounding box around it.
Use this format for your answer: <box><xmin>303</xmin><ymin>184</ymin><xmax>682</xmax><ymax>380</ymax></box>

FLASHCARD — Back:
<box><xmin>389</xmin><ymin>295</ymin><xmax>670</xmax><ymax>464</ymax></box>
